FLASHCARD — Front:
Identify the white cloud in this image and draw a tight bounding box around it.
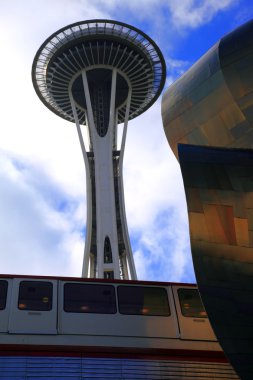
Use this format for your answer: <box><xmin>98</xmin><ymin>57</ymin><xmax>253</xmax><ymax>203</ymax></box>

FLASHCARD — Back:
<box><xmin>0</xmin><ymin>151</ymin><xmax>84</xmax><ymax>276</ymax></box>
<box><xmin>132</xmin><ymin>210</ymin><xmax>193</xmax><ymax>282</ymax></box>
<box><xmin>167</xmin><ymin>0</ymin><xmax>236</xmax><ymax>29</ymax></box>
<box><xmin>85</xmin><ymin>0</ymin><xmax>237</xmax><ymax>32</ymax></box>
<box><xmin>165</xmin><ymin>57</ymin><xmax>191</xmax><ymax>86</ymax></box>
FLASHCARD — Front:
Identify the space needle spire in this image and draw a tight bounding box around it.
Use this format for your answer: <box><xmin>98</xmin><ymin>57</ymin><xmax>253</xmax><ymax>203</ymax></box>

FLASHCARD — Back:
<box><xmin>32</xmin><ymin>20</ymin><xmax>166</xmax><ymax>279</ymax></box>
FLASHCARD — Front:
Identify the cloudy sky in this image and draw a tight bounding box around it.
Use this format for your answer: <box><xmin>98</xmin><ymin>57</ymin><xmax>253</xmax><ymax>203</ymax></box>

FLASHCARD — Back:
<box><xmin>0</xmin><ymin>0</ymin><xmax>252</xmax><ymax>282</ymax></box>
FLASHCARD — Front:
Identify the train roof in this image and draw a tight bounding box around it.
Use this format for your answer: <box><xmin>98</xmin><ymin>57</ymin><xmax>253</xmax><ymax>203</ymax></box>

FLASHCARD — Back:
<box><xmin>0</xmin><ymin>274</ymin><xmax>196</xmax><ymax>287</ymax></box>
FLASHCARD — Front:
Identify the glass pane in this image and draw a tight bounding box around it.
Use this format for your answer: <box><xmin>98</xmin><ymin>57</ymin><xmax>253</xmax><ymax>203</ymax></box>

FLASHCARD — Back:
<box><xmin>104</xmin><ymin>271</ymin><xmax>114</xmax><ymax>279</ymax></box>
<box><xmin>118</xmin><ymin>286</ymin><xmax>170</xmax><ymax>316</ymax></box>
<box><xmin>0</xmin><ymin>281</ymin><xmax>8</xmax><ymax>310</ymax></box>
<box><xmin>104</xmin><ymin>236</ymin><xmax>112</xmax><ymax>263</ymax></box>
<box><xmin>178</xmin><ymin>288</ymin><xmax>207</xmax><ymax>318</ymax></box>
<box><xmin>64</xmin><ymin>283</ymin><xmax>116</xmax><ymax>314</ymax></box>
<box><xmin>18</xmin><ymin>281</ymin><xmax>53</xmax><ymax>311</ymax></box>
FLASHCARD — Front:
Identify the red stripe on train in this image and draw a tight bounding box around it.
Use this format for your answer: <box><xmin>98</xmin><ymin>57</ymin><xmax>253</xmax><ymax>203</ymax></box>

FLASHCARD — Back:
<box><xmin>0</xmin><ymin>344</ymin><xmax>228</xmax><ymax>363</ymax></box>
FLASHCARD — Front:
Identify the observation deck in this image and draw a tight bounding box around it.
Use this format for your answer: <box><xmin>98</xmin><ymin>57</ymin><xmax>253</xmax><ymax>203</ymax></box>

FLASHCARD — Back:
<box><xmin>32</xmin><ymin>19</ymin><xmax>166</xmax><ymax>125</ymax></box>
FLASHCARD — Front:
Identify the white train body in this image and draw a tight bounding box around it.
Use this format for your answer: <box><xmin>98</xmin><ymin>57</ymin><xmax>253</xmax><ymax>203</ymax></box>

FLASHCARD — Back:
<box><xmin>0</xmin><ymin>275</ymin><xmax>239</xmax><ymax>379</ymax></box>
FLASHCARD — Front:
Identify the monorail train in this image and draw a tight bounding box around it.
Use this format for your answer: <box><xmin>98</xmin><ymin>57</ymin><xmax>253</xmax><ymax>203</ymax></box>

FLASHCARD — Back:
<box><xmin>0</xmin><ymin>275</ymin><xmax>239</xmax><ymax>379</ymax></box>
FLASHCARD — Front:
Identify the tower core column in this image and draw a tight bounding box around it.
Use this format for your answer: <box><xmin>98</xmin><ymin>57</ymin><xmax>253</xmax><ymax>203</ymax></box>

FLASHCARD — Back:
<box><xmin>81</xmin><ymin>68</ymin><xmax>122</xmax><ymax>279</ymax></box>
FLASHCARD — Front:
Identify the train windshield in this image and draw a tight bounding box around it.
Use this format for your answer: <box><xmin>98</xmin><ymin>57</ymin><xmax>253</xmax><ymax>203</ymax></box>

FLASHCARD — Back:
<box><xmin>178</xmin><ymin>288</ymin><xmax>207</xmax><ymax>318</ymax></box>
<box><xmin>0</xmin><ymin>280</ymin><xmax>8</xmax><ymax>310</ymax></box>
<box><xmin>118</xmin><ymin>286</ymin><xmax>170</xmax><ymax>316</ymax></box>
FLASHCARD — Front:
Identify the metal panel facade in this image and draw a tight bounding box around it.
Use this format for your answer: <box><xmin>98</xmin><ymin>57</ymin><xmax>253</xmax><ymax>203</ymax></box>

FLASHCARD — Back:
<box><xmin>179</xmin><ymin>144</ymin><xmax>253</xmax><ymax>379</ymax></box>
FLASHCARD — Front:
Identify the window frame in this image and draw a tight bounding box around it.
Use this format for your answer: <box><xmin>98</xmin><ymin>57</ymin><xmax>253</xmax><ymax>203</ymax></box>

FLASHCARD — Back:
<box><xmin>0</xmin><ymin>280</ymin><xmax>8</xmax><ymax>311</ymax></box>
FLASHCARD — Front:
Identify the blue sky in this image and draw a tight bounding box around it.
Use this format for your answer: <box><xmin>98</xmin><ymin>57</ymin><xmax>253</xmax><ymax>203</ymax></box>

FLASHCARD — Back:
<box><xmin>0</xmin><ymin>0</ymin><xmax>252</xmax><ymax>283</ymax></box>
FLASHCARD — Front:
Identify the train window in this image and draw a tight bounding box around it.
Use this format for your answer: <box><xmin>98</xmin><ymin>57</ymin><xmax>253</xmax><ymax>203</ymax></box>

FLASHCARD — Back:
<box><xmin>18</xmin><ymin>281</ymin><xmax>53</xmax><ymax>311</ymax></box>
<box><xmin>118</xmin><ymin>286</ymin><xmax>170</xmax><ymax>316</ymax></box>
<box><xmin>0</xmin><ymin>281</ymin><xmax>8</xmax><ymax>310</ymax></box>
<box><xmin>178</xmin><ymin>288</ymin><xmax>207</xmax><ymax>318</ymax></box>
<box><xmin>64</xmin><ymin>283</ymin><xmax>117</xmax><ymax>314</ymax></box>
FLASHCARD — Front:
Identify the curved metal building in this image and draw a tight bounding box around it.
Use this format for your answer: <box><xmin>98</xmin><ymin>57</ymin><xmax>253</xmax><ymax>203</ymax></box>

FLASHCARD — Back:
<box><xmin>162</xmin><ymin>19</ymin><xmax>253</xmax><ymax>157</ymax></box>
<box><xmin>162</xmin><ymin>19</ymin><xmax>253</xmax><ymax>380</ymax></box>
<box><xmin>32</xmin><ymin>20</ymin><xmax>166</xmax><ymax>280</ymax></box>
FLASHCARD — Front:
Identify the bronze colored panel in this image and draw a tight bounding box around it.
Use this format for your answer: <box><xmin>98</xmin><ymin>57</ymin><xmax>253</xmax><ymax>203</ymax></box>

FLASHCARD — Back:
<box><xmin>203</xmin><ymin>204</ymin><xmax>237</xmax><ymax>245</ymax></box>
<box><xmin>168</xmin><ymin>116</ymin><xmax>192</xmax><ymax>144</ymax></box>
<box><xmin>188</xmin><ymin>84</ymin><xmax>232</xmax><ymax>127</ymax></box>
<box><xmin>201</xmin><ymin>114</ymin><xmax>234</xmax><ymax>146</ymax></box>
<box><xmin>248</xmin><ymin>231</ymin><xmax>253</xmax><ymax>247</ymax></box>
<box><xmin>246</xmin><ymin>209</ymin><xmax>253</xmax><ymax>231</ymax></box>
<box><xmin>186</xmin><ymin>188</ymin><xmax>203</xmax><ymax>213</ymax></box>
<box><xmin>220</xmin><ymin>102</ymin><xmax>245</xmax><ymax>130</ymax></box>
<box><xmin>212</xmin><ymin>190</ymin><xmax>236</xmax><ymax>207</ymax></box>
<box><xmin>234</xmin><ymin>218</ymin><xmax>249</xmax><ymax>247</ymax></box>
<box><xmin>188</xmin><ymin>212</ymin><xmax>209</xmax><ymax>241</ymax></box>
<box><xmin>231</xmin><ymin>192</ymin><xmax>247</xmax><ymax>218</ymax></box>
<box><xmin>185</xmin><ymin>127</ymin><xmax>209</xmax><ymax>146</ymax></box>
<box><xmin>179</xmin><ymin>144</ymin><xmax>253</xmax><ymax>379</ymax></box>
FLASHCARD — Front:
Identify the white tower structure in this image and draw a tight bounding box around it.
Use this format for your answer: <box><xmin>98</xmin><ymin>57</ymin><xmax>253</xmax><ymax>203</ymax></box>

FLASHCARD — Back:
<box><xmin>32</xmin><ymin>20</ymin><xmax>166</xmax><ymax>280</ymax></box>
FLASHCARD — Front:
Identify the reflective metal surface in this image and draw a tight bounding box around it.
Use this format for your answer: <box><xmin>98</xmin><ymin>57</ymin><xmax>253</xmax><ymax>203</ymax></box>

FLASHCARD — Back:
<box><xmin>162</xmin><ymin>20</ymin><xmax>253</xmax><ymax>159</ymax></box>
<box><xmin>179</xmin><ymin>144</ymin><xmax>253</xmax><ymax>380</ymax></box>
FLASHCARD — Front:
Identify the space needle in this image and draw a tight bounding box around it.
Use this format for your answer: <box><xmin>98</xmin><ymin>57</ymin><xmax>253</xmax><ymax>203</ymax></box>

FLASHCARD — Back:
<box><xmin>32</xmin><ymin>20</ymin><xmax>166</xmax><ymax>280</ymax></box>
